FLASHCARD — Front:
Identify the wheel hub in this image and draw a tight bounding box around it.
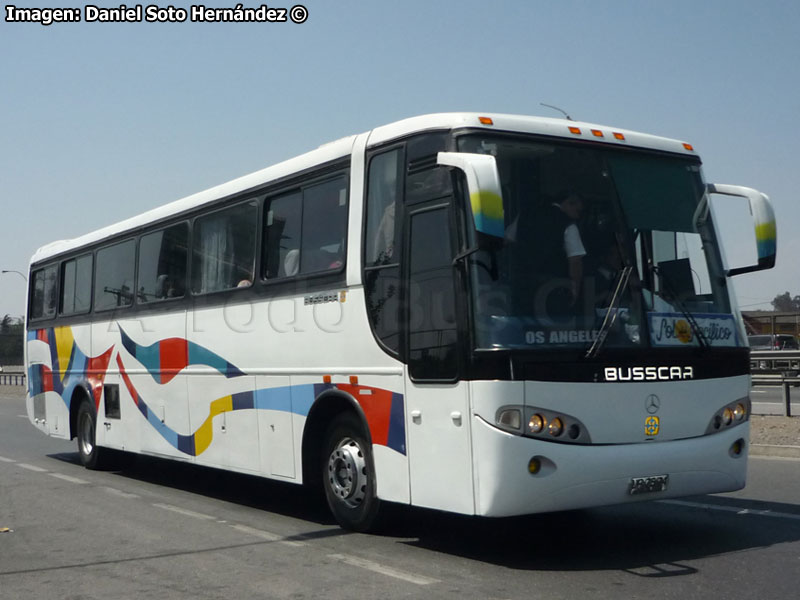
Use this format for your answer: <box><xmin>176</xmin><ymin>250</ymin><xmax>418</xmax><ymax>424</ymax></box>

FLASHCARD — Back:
<box><xmin>327</xmin><ymin>437</ymin><xmax>367</xmax><ymax>508</ymax></box>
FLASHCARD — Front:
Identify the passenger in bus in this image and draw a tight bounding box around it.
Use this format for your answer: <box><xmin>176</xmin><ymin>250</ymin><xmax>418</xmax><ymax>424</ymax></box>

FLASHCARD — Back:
<box><xmin>530</xmin><ymin>193</ymin><xmax>587</xmax><ymax>321</ymax></box>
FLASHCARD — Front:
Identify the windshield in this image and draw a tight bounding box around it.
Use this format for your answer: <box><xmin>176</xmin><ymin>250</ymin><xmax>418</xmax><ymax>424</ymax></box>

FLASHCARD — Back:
<box><xmin>457</xmin><ymin>134</ymin><xmax>743</xmax><ymax>352</ymax></box>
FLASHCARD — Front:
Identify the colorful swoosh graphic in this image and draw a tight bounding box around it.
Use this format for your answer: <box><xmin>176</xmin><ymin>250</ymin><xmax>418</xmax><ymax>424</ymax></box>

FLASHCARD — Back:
<box><xmin>117</xmin><ymin>354</ymin><xmax>406</xmax><ymax>457</ymax></box>
<box><xmin>27</xmin><ymin>327</ymin><xmax>114</xmax><ymax>409</ymax></box>
<box><xmin>29</xmin><ymin>325</ymin><xmax>406</xmax><ymax>459</ymax></box>
<box><xmin>119</xmin><ymin>326</ymin><xmax>245</xmax><ymax>383</ymax></box>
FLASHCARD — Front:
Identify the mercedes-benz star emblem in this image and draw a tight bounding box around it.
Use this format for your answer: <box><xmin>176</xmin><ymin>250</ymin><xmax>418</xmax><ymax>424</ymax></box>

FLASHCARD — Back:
<box><xmin>646</xmin><ymin>394</ymin><xmax>661</xmax><ymax>414</ymax></box>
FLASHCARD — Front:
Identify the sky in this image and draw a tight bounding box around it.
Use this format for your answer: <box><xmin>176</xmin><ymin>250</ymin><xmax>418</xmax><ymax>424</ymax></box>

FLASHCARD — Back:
<box><xmin>1</xmin><ymin>0</ymin><xmax>798</xmax><ymax>319</ymax></box>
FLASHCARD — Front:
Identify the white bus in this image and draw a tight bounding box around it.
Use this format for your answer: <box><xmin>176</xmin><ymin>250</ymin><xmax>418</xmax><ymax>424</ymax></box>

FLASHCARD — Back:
<box><xmin>25</xmin><ymin>113</ymin><xmax>776</xmax><ymax>531</ymax></box>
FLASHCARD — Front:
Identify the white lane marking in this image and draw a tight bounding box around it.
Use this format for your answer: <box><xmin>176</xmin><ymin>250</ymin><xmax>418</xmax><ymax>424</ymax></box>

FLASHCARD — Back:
<box><xmin>231</xmin><ymin>524</ymin><xmax>305</xmax><ymax>548</ymax></box>
<box><xmin>152</xmin><ymin>503</ymin><xmax>216</xmax><ymax>521</ymax></box>
<box><xmin>327</xmin><ymin>553</ymin><xmax>440</xmax><ymax>586</ymax></box>
<box><xmin>0</xmin><ymin>456</ymin><xmax>16</xmax><ymax>463</ymax></box>
<box><xmin>49</xmin><ymin>473</ymin><xmax>88</xmax><ymax>484</ymax></box>
<box><xmin>750</xmin><ymin>390</ymin><xmax>767</xmax><ymax>394</ymax></box>
<box><xmin>102</xmin><ymin>486</ymin><xmax>140</xmax><ymax>499</ymax></box>
<box><xmin>17</xmin><ymin>414</ymin><xmax>28</xmax><ymax>418</ymax></box>
<box><xmin>659</xmin><ymin>499</ymin><xmax>800</xmax><ymax>522</ymax></box>
<box><xmin>17</xmin><ymin>463</ymin><xmax>47</xmax><ymax>473</ymax></box>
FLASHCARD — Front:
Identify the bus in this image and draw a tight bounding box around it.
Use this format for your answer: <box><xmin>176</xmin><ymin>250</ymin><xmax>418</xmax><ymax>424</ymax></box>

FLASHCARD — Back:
<box><xmin>24</xmin><ymin>113</ymin><xmax>776</xmax><ymax>531</ymax></box>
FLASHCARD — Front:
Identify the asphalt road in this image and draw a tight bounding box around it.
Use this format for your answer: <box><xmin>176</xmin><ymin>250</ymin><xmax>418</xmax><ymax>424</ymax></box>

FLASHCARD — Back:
<box><xmin>2</xmin><ymin>386</ymin><xmax>799</xmax><ymax>600</ymax></box>
<box><xmin>751</xmin><ymin>384</ymin><xmax>800</xmax><ymax>416</ymax></box>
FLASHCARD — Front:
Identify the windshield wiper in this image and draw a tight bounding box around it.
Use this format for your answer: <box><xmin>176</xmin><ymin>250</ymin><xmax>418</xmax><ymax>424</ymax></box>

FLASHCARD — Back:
<box><xmin>652</xmin><ymin>265</ymin><xmax>710</xmax><ymax>350</ymax></box>
<box><xmin>585</xmin><ymin>265</ymin><xmax>633</xmax><ymax>359</ymax></box>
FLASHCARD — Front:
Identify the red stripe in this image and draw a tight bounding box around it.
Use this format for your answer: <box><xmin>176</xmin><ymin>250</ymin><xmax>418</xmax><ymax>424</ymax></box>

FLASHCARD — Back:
<box><xmin>87</xmin><ymin>346</ymin><xmax>115</xmax><ymax>409</ymax></box>
<box><xmin>42</xmin><ymin>366</ymin><xmax>54</xmax><ymax>393</ymax></box>
<box><xmin>337</xmin><ymin>383</ymin><xmax>391</xmax><ymax>446</ymax></box>
<box><xmin>159</xmin><ymin>338</ymin><xmax>188</xmax><ymax>384</ymax></box>
<box><xmin>116</xmin><ymin>354</ymin><xmax>139</xmax><ymax>405</ymax></box>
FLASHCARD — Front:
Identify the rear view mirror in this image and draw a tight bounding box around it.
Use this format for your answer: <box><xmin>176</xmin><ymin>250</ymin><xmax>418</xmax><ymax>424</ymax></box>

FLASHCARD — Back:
<box><xmin>437</xmin><ymin>152</ymin><xmax>504</xmax><ymax>238</ymax></box>
<box><xmin>705</xmin><ymin>184</ymin><xmax>776</xmax><ymax>277</ymax></box>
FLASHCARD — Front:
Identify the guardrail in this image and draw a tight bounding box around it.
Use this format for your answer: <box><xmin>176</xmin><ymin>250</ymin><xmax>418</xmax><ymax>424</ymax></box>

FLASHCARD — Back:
<box><xmin>0</xmin><ymin>373</ymin><xmax>26</xmax><ymax>387</ymax></box>
<box><xmin>750</xmin><ymin>349</ymin><xmax>800</xmax><ymax>417</ymax></box>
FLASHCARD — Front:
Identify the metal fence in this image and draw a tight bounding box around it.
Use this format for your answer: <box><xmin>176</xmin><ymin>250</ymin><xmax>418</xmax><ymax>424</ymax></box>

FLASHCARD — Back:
<box><xmin>0</xmin><ymin>372</ymin><xmax>26</xmax><ymax>386</ymax></box>
<box><xmin>750</xmin><ymin>349</ymin><xmax>800</xmax><ymax>417</ymax></box>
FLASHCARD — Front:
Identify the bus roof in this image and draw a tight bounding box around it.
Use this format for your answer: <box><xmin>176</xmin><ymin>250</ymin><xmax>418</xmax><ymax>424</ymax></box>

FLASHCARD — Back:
<box><xmin>31</xmin><ymin>112</ymin><xmax>696</xmax><ymax>265</ymax></box>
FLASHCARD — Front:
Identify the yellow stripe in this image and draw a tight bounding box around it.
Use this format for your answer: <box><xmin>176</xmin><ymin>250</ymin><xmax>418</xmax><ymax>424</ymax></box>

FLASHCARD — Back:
<box><xmin>470</xmin><ymin>190</ymin><xmax>504</xmax><ymax>220</ymax></box>
<box><xmin>755</xmin><ymin>220</ymin><xmax>776</xmax><ymax>242</ymax></box>
<box><xmin>54</xmin><ymin>326</ymin><xmax>74</xmax><ymax>382</ymax></box>
<box><xmin>194</xmin><ymin>420</ymin><xmax>214</xmax><ymax>455</ymax></box>
<box><xmin>193</xmin><ymin>395</ymin><xmax>233</xmax><ymax>455</ymax></box>
<box><xmin>209</xmin><ymin>395</ymin><xmax>233</xmax><ymax>417</ymax></box>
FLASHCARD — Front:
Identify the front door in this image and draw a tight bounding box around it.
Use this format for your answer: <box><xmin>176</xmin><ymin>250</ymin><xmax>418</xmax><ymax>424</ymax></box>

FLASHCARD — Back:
<box><xmin>404</xmin><ymin>203</ymin><xmax>474</xmax><ymax>513</ymax></box>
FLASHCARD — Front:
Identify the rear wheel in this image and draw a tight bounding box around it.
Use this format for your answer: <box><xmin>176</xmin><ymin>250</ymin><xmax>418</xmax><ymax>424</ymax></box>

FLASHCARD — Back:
<box><xmin>322</xmin><ymin>413</ymin><xmax>381</xmax><ymax>532</ymax></box>
<box><xmin>76</xmin><ymin>401</ymin><xmax>111</xmax><ymax>470</ymax></box>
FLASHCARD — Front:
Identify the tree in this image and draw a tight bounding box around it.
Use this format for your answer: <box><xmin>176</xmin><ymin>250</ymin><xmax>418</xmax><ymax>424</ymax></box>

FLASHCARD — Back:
<box><xmin>0</xmin><ymin>314</ymin><xmax>24</xmax><ymax>366</ymax></box>
<box><xmin>771</xmin><ymin>292</ymin><xmax>800</xmax><ymax>312</ymax></box>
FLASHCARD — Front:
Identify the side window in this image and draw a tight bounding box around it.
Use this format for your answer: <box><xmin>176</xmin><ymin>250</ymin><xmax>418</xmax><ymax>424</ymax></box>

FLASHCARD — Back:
<box><xmin>30</xmin><ymin>265</ymin><xmax>58</xmax><ymax>320</ymax></box>
<box><xmin>95</xmin><ymin>240</ymin><xmax>136</xmax><ymax>311</ymax></box>
<box><xmin>301</xmin><ymin>177</ymin><xmax>347</xmax><ymax>273</ymax></box>
<box><xmin>192</xmin><ymin>201</ymin><xmax>258</xmax><ymax>294</ymax></box>
<box><xmin>408</xmin><ymin>206</ymin><xmax>458</xmax><ymax>380</ymax></box>
<box><xmin>364</xmin><ymin>149</ymin><xmax>402</xmax><ymax>354</ymax></box>
<box><xmin>405</xmin><ymin>133</ymin><xmax>452</xmax><ymax>204</ymax></box>
<box><xmin>61</xmin><ymin>254</ymin><xmax>93</xmax><ymax>315</ymax></box>
<box><xmin>137</xmin><ymin>223</ymin><xmax>188</xmax><ymax>303</ymax></box>
<box><xmin>263</xmin><ymin>191</ymin><xmax>302</xmax><ymax>278</ymax></box>
<box><xmin>365</xmin><ymin>150</ymin><xmax>401</xmax><ymax>267</ymax></box>
<box><xmin>263</xmin><ymin>175</ymin><xmax>348</xmax><ymax>279</ymax></box>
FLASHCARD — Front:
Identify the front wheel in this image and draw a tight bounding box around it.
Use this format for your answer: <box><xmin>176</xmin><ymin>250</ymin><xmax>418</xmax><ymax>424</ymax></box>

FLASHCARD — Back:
<box><xmin>76</xmin><ymin>401</ymin><xmax>111</xmax><ymax>470</ymax></box>
<box><xmin>322</xmin><ymin>413</ymin><xmax>381</xmax><ymax>532</ymax></box>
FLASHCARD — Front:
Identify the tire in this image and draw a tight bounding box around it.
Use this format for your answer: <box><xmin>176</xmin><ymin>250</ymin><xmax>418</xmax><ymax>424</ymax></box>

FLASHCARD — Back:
<box><xmin>76</xmin><ymin>400</ymin><xmax>111</xmax><ymax>470</ymax></box>
<box><xmin>322</xmin><ymin>413</ymin><xmax>381</xmax><ymax>532</ymax></box>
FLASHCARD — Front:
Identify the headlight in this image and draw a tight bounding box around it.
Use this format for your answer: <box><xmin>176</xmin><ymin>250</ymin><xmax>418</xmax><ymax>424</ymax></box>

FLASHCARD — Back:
<box><xmin>705</xmin><ymin>398</ymin><xmax>750</xmax><ymax>435</ymax></box>
<box><xmin>528</xmin><ymin>414</ymin><xmax>546</xmax><ymax>434</ymax></box>
<box><xmin>722</xmin><ymin>408</ymin><xmax>733</xmax><ymax>426</ymax></box>
<box><xmin>548</xmin><ymin>417</ymin><xmax>564</xmax><ymax>437</ymax></box>
<box><xmin>494</xmin><ymin>405</ymin><xmax>591</xmax><ymax>443</ymax></box>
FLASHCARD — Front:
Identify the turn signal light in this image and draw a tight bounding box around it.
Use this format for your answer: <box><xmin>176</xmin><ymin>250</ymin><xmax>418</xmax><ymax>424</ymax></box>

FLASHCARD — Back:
<box><xmin>478</xmin><ymin>116</ymin><xmax>494</xmax><ymax>125</ymax></box>
<box><xmin>497</xmin><ymin>408</ymin><xmax>522</xmax><ymax>431</ymax></box>
<box><xmin>731</xmin><ymin>439</ymin><xmax>745</xmax><ymax>456</ymax></box>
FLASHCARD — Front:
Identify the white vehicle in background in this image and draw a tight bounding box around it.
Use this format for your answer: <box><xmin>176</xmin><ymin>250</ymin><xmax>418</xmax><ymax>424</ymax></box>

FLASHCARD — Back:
<box><xmin>24</xmin><ymin>113</ymin><xmax>776</xmax><ymax>530</ymax></box>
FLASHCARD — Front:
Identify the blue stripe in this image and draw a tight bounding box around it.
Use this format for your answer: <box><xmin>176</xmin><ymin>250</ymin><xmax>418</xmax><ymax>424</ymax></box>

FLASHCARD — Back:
<box><xmin>232</xmin><ymin>390</ymin><xmax>255</xmax><ymax>411</ymax></box>
<box><xmin>387</xmin><ymin>392</ymin><xmax>406</xmax><ymax>455</ymax></box>
<box><xmin>254</xmin><ymin>386</ymin><xmax>292</xmax><ymax>412</ymax></box>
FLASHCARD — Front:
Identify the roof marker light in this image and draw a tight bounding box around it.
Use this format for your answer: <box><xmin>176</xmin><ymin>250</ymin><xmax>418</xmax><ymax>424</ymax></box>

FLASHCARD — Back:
<box><xmin>683</xmin><ymin>142</ymin><xmax>695</xmax><ymax>151</ymax></box>
<box><xmin>478</xmin><ymin>116</ymin><xmax>494</xmax><ymax>125</ymax></box>
<box><xmin>568</xmin><ymin>126</ymin><xmax>582</xmax><ymax>135</ymax></box>
<box><xmin>323</xmin><ymin>375</ymin><xmax>332</xmax><ymax>384</ymax></box>
<box><xmin>613</xmin><ymin>132</ymin><xmax>626</xmax><ymax>140</ymax></box>
<box><xmin>591</xmin><ymin>129</ymin><xmax>604</xmax><ymax>138</ymax></box>
<box><xmin>349</xmin><ymin>375</ymin><xmax>359</xmax><ymax>385</ymax></box>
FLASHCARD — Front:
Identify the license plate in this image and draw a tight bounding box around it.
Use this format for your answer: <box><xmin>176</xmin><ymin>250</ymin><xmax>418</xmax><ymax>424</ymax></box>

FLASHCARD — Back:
<box><xmin>629</xmin><ymin>474</ymin><xmax>669</xmax><ymax>496</ymax></box>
